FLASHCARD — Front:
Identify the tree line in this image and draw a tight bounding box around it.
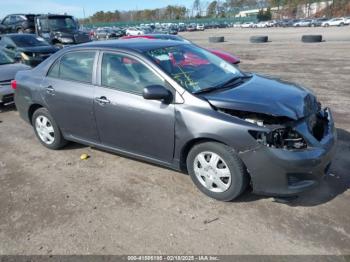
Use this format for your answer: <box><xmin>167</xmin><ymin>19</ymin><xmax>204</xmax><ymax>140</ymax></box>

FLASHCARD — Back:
<box><xmin>80</xmin><ymin>0</ymin><xmax>350</xmax><ymax>24</ymax></box>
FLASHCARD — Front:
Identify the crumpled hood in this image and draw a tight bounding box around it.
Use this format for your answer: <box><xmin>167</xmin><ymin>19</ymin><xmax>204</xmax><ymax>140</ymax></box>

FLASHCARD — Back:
<box><xmin>52</xmin><ymin>30</ymin><xmax>90</xmax><ymax>43</ymax></box>
<box><xmin>0</xmin><ymin>63</ymin><xmax>31</xmax><ymax>81</ymax></box>
<box><xmin>53</xmin><ymin>29</ymin><xmax>75</xmax><ymax>38</ymax></box>
<box><xmin>202</xmin><ymin>74</ymin><xmax>319</xmax><ymax>120</ymax></box>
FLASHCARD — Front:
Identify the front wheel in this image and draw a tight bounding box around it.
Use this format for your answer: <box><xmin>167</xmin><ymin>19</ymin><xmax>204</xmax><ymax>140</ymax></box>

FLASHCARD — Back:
<box><xmin>187</xmin><ymin>142</ymin><xmax>249</xmax><ymax>201</ymax></box>
<box><xmin>32</xmin><ymin>108</ymin><xmax>67</xmax><ymax>150</ymax></box>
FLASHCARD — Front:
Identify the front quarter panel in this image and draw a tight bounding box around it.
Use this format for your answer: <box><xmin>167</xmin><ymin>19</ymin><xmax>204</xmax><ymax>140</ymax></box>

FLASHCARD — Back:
<box><xmin>174</xmin><ymin>92</ymin><xmax>266</xmax><ymax>166</ymax></box>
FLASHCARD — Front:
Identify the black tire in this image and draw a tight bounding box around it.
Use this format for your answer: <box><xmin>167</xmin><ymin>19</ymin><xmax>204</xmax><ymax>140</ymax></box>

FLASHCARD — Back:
<box><xmin>250</xmin><ymin>35</ymin><xmax>268</xmax><ymax>43</ymax></box>
<box><xmin>32</xmin><ymin>108</ymin><xmax>67</xmax><ymax>150</ymax></box>
<box><xmin>209</xmin><ymin>36</ymin><xmax>224</xmax><ymax>43</ymax></box>
<box><xmin>301</xmin><ymin>35</ymin><xmax>322</xmax><ymax>43</ymax></box>
<box><xmin>186</xmin><ymin>142</ymin><xmax>249</xmax><ymax>201</ymax></box>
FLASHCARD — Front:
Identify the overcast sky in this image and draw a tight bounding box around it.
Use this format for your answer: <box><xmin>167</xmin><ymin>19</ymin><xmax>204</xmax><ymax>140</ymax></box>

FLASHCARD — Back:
<box><xmin>0</xmin><ymin>0</ymin><xmax>196</xmax><ymax>19</ymax></box>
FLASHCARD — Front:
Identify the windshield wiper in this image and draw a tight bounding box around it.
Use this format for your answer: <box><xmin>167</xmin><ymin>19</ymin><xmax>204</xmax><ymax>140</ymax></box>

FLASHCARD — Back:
<box><xmin>193</xmin><ymin>74</ymin><xmax>252</xmax><ymax>94</ymax></box>
<box><xmin>219</xmin><ymin>74</ymin><xmax>252</xmax><ymax>89</ymax></box>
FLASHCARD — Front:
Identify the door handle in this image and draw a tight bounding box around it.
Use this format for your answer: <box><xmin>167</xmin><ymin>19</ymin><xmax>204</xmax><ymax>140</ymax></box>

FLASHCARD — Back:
<box><xmin>95</xmin><ymin>96</ymin><xmax>110</xmax><ymax>105</ymax></box>
<box><xmin>45</xmin><ymin>86</ymin><xmax>55</xmax><ymax>95</ymax></box>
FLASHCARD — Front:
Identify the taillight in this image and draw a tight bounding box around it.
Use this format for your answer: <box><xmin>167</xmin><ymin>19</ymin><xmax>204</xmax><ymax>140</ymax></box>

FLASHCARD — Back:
<box><xmin>11</xmin><ymin>80</ymin><xmax>17</xmax><ymax>90</ymax></box>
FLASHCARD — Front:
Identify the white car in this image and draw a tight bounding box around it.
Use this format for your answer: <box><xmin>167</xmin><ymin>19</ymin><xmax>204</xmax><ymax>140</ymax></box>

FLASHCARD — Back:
<box><xmin>322</xmin><ymin>18</ymin><xmax>346</xmax><ymax>27</ymax></box>
<box><xmin>256</xmin><ymin>21</ymin><xmax>269</xmax><ymax>28</ymax></box>
<box><xmin>126</xmin><ymin>27</ymin><xmax>145</xmax><ymax>36</ymax></box>
<box><xmin>241</xmin><ymin>22</ymin><xmax>254</xmax><ymax>28</ymax></box>
<box><xmin>344</xmin><ymin>17</ymin><xmax>350</xmax><ymax>25</ymax></box>
<box><xmin>233</xmin><ymin>23</ymin><xmax>241</xmax><ymax>28</ymax></box>
<box><xmin>196</xmin><ymin>24</ymin><xmax>205</xmax><ymax>31</ymax></box>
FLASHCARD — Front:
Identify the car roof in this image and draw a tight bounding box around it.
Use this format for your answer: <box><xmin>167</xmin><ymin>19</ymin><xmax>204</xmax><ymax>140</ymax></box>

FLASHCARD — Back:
<box><xmin>78</xmin><ymin>39</ymin><xmax>185</xmax><ymax>52</ymax></box>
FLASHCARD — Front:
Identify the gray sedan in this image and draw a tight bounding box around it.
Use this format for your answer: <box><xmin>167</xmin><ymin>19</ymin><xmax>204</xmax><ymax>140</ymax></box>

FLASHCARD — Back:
<box><xmin>14</xmin><ymin>40</ymin><xmax>336</xmax><ymax>201</ymax></box>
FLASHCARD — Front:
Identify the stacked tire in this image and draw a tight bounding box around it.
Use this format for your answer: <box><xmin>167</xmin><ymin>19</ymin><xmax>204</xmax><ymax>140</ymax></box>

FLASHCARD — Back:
<box><xmin>209</xmin><ymin>36</ymin><xmax>224</xmax><ymax>43</ymax></box>
<box><xmin>250</xmin><ymin>36</ymin><xmax>268</xmax><ymax>43</ymax></box>
<box><xmin>301</xmin><ymin>35</ymin><xmax>323</xmax><ymax>43</ymax></box>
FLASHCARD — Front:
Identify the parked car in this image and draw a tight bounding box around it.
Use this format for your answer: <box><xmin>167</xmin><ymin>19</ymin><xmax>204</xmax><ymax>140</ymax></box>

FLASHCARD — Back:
<box><xmin>277</xmin><ymin>19</ymin><xmax>300</xmax><ymax>27</ymax></box>
<box><xmin>125</xmin><ymin>27</ymin><xmax>145</xmax><ymax>36</ymax></box>
<box><xmin>153</xmin><ymin>27</ymin><xmax>178</xmax><ymax>35</ymax></box>
<box><xmin>196</xmin><ymin>24</ymin><xmax>205</xmax><ymax>31</ymax></box>
<box><xmin>256</xmin><ymin>21</ymin><xmax>269</xmax><ymax>28</ymax></box>
<box><xmin>95</xmin><ymin>28</ymin><xmax>118</xmax><ymax>40</ymax></box>
<box><xmin>120</xmin><ymin>34</ymin><xmax>240</xmax><ymax>65</ymax></box>
<box><xmin>293</xmin><ymin>19</ymin><xmax>312</xmax><ymax>27</ymax></box>
<box><xmin>344</xmin><ymin>17</ymin><xmax>350</xmax><ymax>25</ymax></box>
<box><xmin>0</xmin><ymin>49</ymin><xmax>30</xmax><ymax>105</ymax></box>
<box><xmin>0</xmin><ymin>14</ymin><xmax>36</xmax><ymax>34</ymax></box>
<box><xmin>322</xmin><ymin>17</ymin><xmax>346</xmax><ymax>27</ymax></box>
<box><xmin>241</xmin><ymin>22</ymin><xmax>254</xmax><ymax>28</ymax></box>
<box><xmin>310</xmin><ymin>18</ymin><xmax>328</xmax><ymax>27</ymax></box>
<box><xmin>186</xmin><ymin>24</ymin><xmax>196</xmax><ymax>31</ymax></box>
<box><xmin>0</xmin><ymin>34</ymin><xmax>58</xmax><ymax>66</ymax></box>
<box><xmin>34</xmin><ymin>14</ymin><xmax>90</xmax><ymax>48</ymax></box>
<box><xmin>14</xmin><ymin>39</ymin><xmax>336</xmax><ymax>201</ymax></box>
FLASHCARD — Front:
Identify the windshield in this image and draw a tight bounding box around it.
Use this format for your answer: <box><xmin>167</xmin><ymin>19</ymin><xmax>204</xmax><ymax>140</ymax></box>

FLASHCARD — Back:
<box><xmin>48</xmin><ymin>16</ymin><xmax>77</xmax><ymax>31</ymax></box>
<box><xmin>10</xmin><ymin>35</ymin><xmax>50</xmax><ymax>47</ymax></box>
<box><xmin>145</xmin><ymin>44</ymin><xmax>241</xmax><ymax>93</ymax></box>
<box><xmin>0</xmin><ymin>50</ymin><xmax>14</xmax><ymax>65</ymax></box>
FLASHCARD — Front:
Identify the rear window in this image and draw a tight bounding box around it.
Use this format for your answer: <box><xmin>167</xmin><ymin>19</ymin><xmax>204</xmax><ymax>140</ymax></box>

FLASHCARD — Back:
<box><xmin>48</xmin><ymin>51</ymin><xmax>95</xmax><ymax>83</ymax></box>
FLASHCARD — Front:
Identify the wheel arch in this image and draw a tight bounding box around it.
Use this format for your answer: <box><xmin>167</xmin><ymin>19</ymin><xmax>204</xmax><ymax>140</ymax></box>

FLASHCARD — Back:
<box><xmin>179</xmin><ymin>137</ymin><xmax>228</xmax><ymax>173</ymax></box>
<box><xmin>28</xmin><ymin>103</ymin><xmax>44</xmax><ymax>125</ymax></box>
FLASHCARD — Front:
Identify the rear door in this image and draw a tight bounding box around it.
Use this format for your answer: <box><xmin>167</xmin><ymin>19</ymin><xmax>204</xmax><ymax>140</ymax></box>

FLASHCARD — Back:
<box><xmin>93</xmin><ymin>51</ymin><xmax>175</xmax><ymax>163</ymax></box>
<box><xmin>42</xmin><ymin>50</ymin><xmax>100</xmax><ymax>142</ymax></box>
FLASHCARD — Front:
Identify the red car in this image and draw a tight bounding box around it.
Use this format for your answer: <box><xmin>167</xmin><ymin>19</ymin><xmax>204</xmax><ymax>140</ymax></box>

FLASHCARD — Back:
<box><xmin>120</xmin><ymin>34</ymin><xmax>240</xmax><ymax>65</ymax></box>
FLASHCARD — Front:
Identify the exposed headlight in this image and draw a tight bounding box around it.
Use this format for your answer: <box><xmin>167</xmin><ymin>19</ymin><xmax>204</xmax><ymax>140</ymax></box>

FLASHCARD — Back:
<box><xmin>60</xmin><ymin>37</ymin><xmax>74</xmax><ymax>43</ymax></box>
<box><xmin>245</xmin><ymin>118</ymin><xmax>264</xmax><ymax>127</ymax></box>
<box><xmin>249</xmin><ymin>128</ymin><xmax>307</xmax><ymax>150</ymax></box>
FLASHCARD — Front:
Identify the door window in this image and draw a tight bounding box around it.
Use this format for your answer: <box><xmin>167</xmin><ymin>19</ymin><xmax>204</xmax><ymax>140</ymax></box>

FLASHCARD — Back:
<box><xmin>101</xmin><ymin>53</ymin><xmax>164</xmax><ymax>94</ymax></box>
<box><xmin>2</xmin><ymin>16</ymin><xmax>11</xmax><ymax>25</ymax></box>
<box><xmin>47</xmin><ymin>51</ymin><xmax>95</xmax><ymax>83</ymax></box>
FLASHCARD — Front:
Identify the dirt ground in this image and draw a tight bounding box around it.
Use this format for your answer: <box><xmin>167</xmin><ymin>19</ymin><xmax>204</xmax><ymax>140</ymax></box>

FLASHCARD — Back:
<box><xmin>0</xmin><ymin>26</ymin><xmax>349</xmax><ymax>255</ymax></box>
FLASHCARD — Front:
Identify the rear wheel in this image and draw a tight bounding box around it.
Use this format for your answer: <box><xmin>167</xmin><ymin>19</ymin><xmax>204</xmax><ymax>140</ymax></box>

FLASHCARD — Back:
<box><xmin>32</xmin><ymin>108</ymin><xmax>67</xmax><ymax>150</ymax></box>
<box><xmin>187</xmin><ymin>142</ymin><xmax>249</xmax><ymax>201</ymax></box>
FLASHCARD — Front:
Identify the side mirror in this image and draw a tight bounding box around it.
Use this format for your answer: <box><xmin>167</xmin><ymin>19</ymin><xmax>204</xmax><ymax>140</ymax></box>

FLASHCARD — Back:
<box><xmin>143</xmin><ymin>85</ymin><xmax>172</xmax><ymax>103</ymax></box>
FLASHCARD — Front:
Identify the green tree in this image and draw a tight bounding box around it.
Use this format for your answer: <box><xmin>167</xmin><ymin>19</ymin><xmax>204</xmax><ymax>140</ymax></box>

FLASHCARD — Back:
<box><xmin>207</xmin><ymin>1</ymin><xmax>218</xmax><ymax>17</ymax></box>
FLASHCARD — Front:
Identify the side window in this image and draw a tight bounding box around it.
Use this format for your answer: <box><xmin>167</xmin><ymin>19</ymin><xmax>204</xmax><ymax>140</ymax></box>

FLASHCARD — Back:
<box><xmin>9</xmin><ymin>16</ymin><xmax>16</xmax><ymax>24</ymax></box>
<box><xmin>59</xmin><ymin>52</ymin><xmax>95</xmax><ymax>83</ymax></box>
<box><xmin>2</xmin><ymin>16</ymin><xmax>11</xmax><ymax>25</ymax></box>
<box><xmin>101</xmin><ymin>53</ymin><xmax>164</xmax><ymax>94</ymax></box>
<box><xmin>48</xmin><ymin>59</ymin><xmax>60</xmax><ymax>78</ymax></box>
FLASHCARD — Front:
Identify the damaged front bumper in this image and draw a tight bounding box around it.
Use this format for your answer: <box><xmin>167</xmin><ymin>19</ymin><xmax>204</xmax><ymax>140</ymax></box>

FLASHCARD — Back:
<box><xmin>239</xmin><ymin>108</ymin><xmax>337</xmax><ymax>196</ymax></box>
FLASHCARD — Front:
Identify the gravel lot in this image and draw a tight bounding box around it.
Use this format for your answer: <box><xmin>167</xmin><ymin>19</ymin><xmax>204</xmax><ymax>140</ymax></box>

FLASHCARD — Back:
<box><xmin>0</xmin><ymin>26</ymin><xmax>349</xmax><ymax>255</ymax></box>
